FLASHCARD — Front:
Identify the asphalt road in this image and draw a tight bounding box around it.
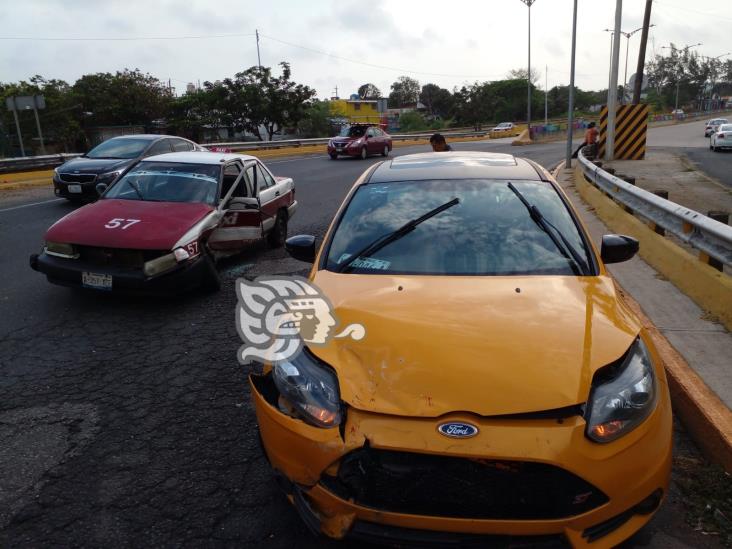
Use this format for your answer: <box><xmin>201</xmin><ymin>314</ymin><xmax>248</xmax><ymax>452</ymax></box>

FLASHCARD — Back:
<box><xmin>646</xmin><ymin>119</ymin><xmax>732</xmax><ymax>188</ymax></box>
<box><xmin>0</xmin><ymin>133</ymin><xmax>722</xmax><ymax>548</ymax></box>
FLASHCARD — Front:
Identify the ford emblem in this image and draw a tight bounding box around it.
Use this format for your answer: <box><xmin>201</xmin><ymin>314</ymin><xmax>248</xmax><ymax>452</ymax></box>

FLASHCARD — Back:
<box><xmin>437</xmin><ymin>422</ymin><xmax>479</xmax><ymax>438</ymax></box>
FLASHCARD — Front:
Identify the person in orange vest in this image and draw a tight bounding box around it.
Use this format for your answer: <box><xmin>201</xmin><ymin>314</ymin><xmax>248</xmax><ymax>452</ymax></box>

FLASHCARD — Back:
<box><xmin>572</xmin><ymin>122</ymin><xmax>598</xmax><ymax>158</ymax></box>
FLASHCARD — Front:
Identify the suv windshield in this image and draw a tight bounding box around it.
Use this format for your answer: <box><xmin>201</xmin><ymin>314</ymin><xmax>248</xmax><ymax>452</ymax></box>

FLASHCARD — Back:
<box><xmin>339</xmin><ymin>126</ymin><xmax>368</xmax><ymax>138</ymax></box>
<box><xmin>325</xmin><ymin>179</ymin><xmax>592</xmax><ymax>276</ymax></box>
<box><xmin>86</xmin><ymin>138</ymin><xmax>152</xmax><ymax>159</ymax></box>
<box><xmin>105</xmin><ymin>161</ymin><xmax>220</xmax><ymax>204</ymax></box>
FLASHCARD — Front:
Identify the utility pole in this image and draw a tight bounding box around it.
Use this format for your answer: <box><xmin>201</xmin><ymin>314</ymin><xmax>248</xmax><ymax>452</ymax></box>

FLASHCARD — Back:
<box><xmin>545</xmin><ymin>64</ymin><xmax>548</xmax><ymax>126</ymax></box>
<box><xmin>32</xmin><ymin>96</ymin><xmax>46</xmax><ymax>155</ymax></box>
<box><xmin>606</xmin><ymin>0</ymin><xmax>622</xmax><ymax>161</ymax></box>
<box><xmin>10</xmin><ymin>97</ymin><xmax>25</xmax><ymax>157</ymax></box>
<box><xmin>256</xmin><ymin>29</ymin><xmax>262</xmax><ymax>68</ymax></box>
<box><xmin>619</xmin><ymin>26</ymin><xmax>651</xmax><ymax>104</ymax></box>
<box><xmin>519</xmin><ymin>0</ymin><xmax>537</xmax><ymax>134</ymax></box>
<box><xmin>565</xmin><ymin>0</ymin><xmax>578</xmax><ymax>168</ymax></box>
<box><xmin>633</xmin><ymin>0</ymin><xmax>653</xmax><ymax>103</ymax></box>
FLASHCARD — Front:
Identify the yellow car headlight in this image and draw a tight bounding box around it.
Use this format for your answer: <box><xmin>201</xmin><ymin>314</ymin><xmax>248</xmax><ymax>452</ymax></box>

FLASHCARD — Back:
<box><xmin>585</xmin><ymin>338</ymin><xmax>657</xmax><ymax>443</ymax></box>
<box><xmin>45</xmin><ymin>241</ymin><xmax>78</xmax><ymax>259</ymax></box>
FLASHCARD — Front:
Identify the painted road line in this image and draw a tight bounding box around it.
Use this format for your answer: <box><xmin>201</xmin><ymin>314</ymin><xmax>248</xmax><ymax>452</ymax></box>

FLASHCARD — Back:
<box><xmin>0</xmin><ymin>198</ymin><xmax>65</xmax><ymax>213</ymax></box>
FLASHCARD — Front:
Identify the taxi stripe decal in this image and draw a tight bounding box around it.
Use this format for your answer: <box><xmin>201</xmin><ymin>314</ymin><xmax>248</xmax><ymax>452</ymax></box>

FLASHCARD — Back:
<box><xmin>597</xmin><ymin>104</ymin><xmax>649</xmax><ymax>160</ymax></box>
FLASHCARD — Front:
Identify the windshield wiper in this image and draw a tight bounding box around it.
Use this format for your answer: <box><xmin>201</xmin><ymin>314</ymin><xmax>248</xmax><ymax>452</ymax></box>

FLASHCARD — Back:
<box><xmin>337</xmin><ymin>197</ymin><xmax>460</xmax><ymax>273</ymax></box>
<box><xmin>507</xmin><ymin>182</ymin><xmax>589</xmax><ymax>275</ymax></box>
<box><xmin>127</xmin><ymin>179</ymin><xmax>145</xmax><ymax>200</ymax></box>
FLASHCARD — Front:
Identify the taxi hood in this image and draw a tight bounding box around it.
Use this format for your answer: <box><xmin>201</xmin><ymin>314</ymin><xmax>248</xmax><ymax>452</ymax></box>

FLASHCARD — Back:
<box><xmin>46</xmin><ymin>199</ymin><xmax>214</xmax><ymax>250</ymax></box>
<box><xmin>309</xmin><ymin>270</ymin><xmax>640</xmax><ymax>417</ymax></box>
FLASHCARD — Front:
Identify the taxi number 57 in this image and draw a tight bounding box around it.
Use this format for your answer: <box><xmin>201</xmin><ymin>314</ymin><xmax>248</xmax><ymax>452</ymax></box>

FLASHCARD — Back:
<box><xmin>105</xmin><ymin>218</ymin><xmax>141</xmax><ymax>230</ymax></box>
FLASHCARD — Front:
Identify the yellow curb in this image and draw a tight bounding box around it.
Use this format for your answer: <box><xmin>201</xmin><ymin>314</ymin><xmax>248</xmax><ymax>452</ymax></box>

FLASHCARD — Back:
<box><xmin>619</xmin><ymin>286</ymin><xmax>732</xmax><ymax>473</ymax></box>
<box><xmin>572</xmin><ymin>165</ymin><xmax>732</xmax><ymax>332</ymax></box>
<box><xmin>571</xmin><ymin>165</ymin><xmax>732</xmax><ymax>472</ymax></box>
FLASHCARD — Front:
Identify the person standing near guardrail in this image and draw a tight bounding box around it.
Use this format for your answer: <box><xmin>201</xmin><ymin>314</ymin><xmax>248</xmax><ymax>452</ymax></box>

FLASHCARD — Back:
<box><xmin>572</xmin><ymin>122</ymin><xmax>598</xmax><ymax>159</ymax></box>
<box><xmin>430</xmin><ymin>133</ymin><xmax>452</xmax><ymax>152</ymax></box>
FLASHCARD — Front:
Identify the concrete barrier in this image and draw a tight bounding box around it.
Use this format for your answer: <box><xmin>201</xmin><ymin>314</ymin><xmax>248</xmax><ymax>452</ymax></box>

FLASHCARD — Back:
<box><xmin>557</xmin><ymin>162</ymin><xmax>732</xmax><ymax>472</ymax></box>
<box><xmin>511</xmin><ymin>129</ymin><xmax>533</xmax><ymax>146</ymax></box>
<box><xmin>573</xmin><ymin>165</ymin><xmax>732</xmax><ymax>332</ymax></box>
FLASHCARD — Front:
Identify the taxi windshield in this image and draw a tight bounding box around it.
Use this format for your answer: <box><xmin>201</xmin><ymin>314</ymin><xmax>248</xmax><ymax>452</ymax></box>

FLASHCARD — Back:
<box><xmin>325</xmin><ymin>179</ymin><xmax>592</xmax><ymax>276</ymax></box>
<box><xmin>105</xmin><ymin>161</ymin><xmax>219</xmax><ymax>204</ymax></box>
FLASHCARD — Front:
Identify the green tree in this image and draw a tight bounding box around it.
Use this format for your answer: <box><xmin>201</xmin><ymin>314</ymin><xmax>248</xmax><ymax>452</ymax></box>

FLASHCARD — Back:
<box><xmin>357</xmin><ymin>83</ymin><xmax>381</xmax><ymax>99</ymax></box>
<box><xmin>221</xmin><ymin>62</ymin><xmax>316</xmax><ymax>140</ymax></box>
<box><xmin>73</xmin><ymin>69</ymin><xmax>171</xmax><ymax>127</ymax></box>
<box><xmin>297</xmin><ymin>99</ymin><xmax>345</xmax><ymax>137</ymax></box>
<box><xmin>397</xmin><ymin>111</ymin><xmax>428</xmax><ymax>132</ymax></box>
<box><xmin>419</xmin><ymin>83</ymin><xmax>454</xmax><ymax>118</ymax></box>
<box><xmin>388</xmin><ymin>76</ymin><xmax>420</xmax><ymax>108</ymax></box>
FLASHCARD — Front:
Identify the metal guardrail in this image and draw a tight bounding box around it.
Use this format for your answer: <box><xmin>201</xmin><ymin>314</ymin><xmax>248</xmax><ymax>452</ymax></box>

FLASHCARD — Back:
<box><xmin>0</xmin><ymin>153</ymin><xmax>82</xmax><ymax>173</ymax></box>
<box><xmin>200</xmin><ymin>129</ymin><xmax>492</xmax><ymax>151</ymax></box>
<box><xmin>577</xmin><ymin>149</ymin><xmax>732</xmax><ymax>268</ymax></box>
<box><xmin>0</xmin><ymin>130</ymin><xmax>491</xmax><ymax>172</ymax></box>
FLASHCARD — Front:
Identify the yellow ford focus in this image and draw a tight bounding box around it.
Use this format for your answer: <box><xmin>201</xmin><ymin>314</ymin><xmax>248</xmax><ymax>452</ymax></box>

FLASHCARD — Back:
<box><xmin>249</xmin><ymin>152</ymin><xmax>672</xmax><ymax>547</ymax></box>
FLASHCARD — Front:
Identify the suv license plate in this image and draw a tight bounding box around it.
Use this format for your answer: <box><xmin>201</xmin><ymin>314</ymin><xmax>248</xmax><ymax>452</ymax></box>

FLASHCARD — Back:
<box><xmin>82</xmin><ymin>272</ymin><xmax>112</xmax><ymax>290</ymax></box>
<box><xmin>68</xmin><ymin>184</ymin><xmax>82</xmax><ymax>193</ymax></box>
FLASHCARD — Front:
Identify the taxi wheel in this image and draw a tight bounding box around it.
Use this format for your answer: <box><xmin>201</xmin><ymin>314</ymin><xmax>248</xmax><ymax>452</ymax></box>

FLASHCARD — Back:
<box><xmin>267</xmin><ymin>211</ymin><xmax>288</xmax><ymax>248</ymax></box>
<box><xmin>360</xmin><ymin>147</ymin><xmax>368</xmax><ymax>160</ymax></box>
<box><xmin>382</xmin><ymin>145</ymin><xmax>389</xmax><ymax>157</ymax></box>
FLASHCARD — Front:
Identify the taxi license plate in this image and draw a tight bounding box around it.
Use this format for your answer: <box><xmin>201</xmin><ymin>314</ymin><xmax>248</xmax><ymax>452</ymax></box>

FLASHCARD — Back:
<box><xmin>82</xmin><ymin>272</ymin><xmax>112</xmax><ymax>290</ymax></box>
<box><xmin>68</xmin><ymin>184</ymin><xmax>82</xmax><ymax>193</ymax></box>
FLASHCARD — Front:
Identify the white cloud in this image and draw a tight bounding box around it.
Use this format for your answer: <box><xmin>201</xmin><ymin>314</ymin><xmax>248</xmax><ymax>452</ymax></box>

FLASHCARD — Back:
<box><xmin>0</xmin><ymin>0</ymin><xmax>729</xmax><ymax>98</ymax></box>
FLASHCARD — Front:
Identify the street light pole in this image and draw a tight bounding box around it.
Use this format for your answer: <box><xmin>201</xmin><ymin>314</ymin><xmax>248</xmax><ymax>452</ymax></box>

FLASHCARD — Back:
<box><xmin>606</xmin><ymin>0</ymin><xmax>623</xmax><ymax>161</ymax></box>
<box><xmin>519</xmin><ymin>0</ymin><xmax>537</xmax><ymax>135</ymax></box>
<box><xmin>565</xmin><ymin>0</ymin><xmax>578</xmax><ymax>168</ymax></box>
<box><xmin>611</xmin><ymin>26</ymin><xmax>651</xmax><ymax>105</ymax></box>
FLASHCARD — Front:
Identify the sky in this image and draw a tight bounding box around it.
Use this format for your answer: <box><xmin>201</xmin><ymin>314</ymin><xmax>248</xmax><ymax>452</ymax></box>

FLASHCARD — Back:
<box><xmin>1</xmin><ymin>0</ymin><xmax>730</xmax><ymax>99</ymax></box>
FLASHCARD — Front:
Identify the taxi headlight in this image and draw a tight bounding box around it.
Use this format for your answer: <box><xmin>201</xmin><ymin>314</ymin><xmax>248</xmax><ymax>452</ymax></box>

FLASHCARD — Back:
<box><xmin>143</xmin><ymin>252</ymin><xmax>177</xmax><ymax>277</ymax></box>
<box><xmin>272</xmin><ymin>349</ymin><xmax>342</xmax><ymax>428</ymax></box>
<box><xmin>45</xmin><ymin>241</ymin><xmax>78</xmax><ymax>259</ymax></box>
<box><xmin>585</xmin><ymin>338</ymin><xmax>657</xmax><ymax>443</ymax></box>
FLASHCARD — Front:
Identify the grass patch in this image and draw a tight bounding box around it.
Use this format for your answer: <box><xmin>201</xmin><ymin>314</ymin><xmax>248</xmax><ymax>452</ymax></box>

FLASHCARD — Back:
<box><xmin>674</xmin><ymin>455</ymin><xmax>732</xmax><ymax>544</ymax></box>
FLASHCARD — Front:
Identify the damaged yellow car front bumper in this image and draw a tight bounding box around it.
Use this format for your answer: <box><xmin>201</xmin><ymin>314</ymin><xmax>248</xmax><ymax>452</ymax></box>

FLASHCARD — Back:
<box><xmin>250</xmin><ymin>371</ymin><xmax>672</xmax><ymax>548</ymax></box>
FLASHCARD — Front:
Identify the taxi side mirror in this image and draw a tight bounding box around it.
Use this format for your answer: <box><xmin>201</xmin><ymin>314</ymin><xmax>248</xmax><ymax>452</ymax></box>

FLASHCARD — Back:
<box><xmin>228</xmin><ymin>197</ymin><xmax>259</xmax><ymax>211</ymax></box>
<box><xmin>601</xmin><ymin>234</ymin><xmax>639</xmax><ymax>264</ymax></box>
<box><xmin>286</xmin><ymin>235</ymin><xmax>317</xmax><ymax>263</ymax></box>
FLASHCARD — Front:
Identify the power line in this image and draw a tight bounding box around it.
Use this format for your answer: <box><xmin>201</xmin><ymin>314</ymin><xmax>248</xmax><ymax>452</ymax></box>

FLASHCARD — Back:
<box><xmin>259</xmin><ymin>33</ymin><xmax>507</xmax><ymax>79</ymax></box>
<box><xmin>0</xmin><ymin>33</ymin><xmax>256</xmax><ymax>41</ymax></box>
<box><xmin>653</xmin><ymin>1</ymin><xmax>732</xmax><ymax>23</ymax></box>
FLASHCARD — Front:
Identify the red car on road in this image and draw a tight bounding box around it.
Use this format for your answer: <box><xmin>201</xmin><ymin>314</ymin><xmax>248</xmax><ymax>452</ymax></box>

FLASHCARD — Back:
<box><xmin>328</xmin><ymin>124</ymin><xmax>392</xmax><ymax>160</ymax></box>
<box><xmin>30</xmin><ymin>152</ymin><xmax>297</xmax><ymax>293</ymax></box>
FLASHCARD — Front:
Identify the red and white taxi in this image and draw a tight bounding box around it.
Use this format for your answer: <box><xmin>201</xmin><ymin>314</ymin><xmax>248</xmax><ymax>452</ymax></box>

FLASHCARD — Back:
<box><xmin>30</xmin><ymin>152</ymin><xmax>297</xmax><ymax>293</ymax></box>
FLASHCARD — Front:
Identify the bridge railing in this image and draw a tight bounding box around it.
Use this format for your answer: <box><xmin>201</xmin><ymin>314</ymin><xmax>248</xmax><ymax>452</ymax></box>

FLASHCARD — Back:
<box><xmin>0</xmin><ymin>129</ymin><xmax>492</xmax><ymax>173</ymax></box>
<box><xmin>577</xmin><ymin>149</ymin><xmax>732</xmax><ymax>269</ymax></box>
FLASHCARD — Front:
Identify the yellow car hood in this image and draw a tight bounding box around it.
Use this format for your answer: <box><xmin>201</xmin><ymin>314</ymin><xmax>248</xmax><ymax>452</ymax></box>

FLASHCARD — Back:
<box><xmin>310</xmin><ymin>270</ymin><xmax>640</xmax><ymax>417</ymax></box>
